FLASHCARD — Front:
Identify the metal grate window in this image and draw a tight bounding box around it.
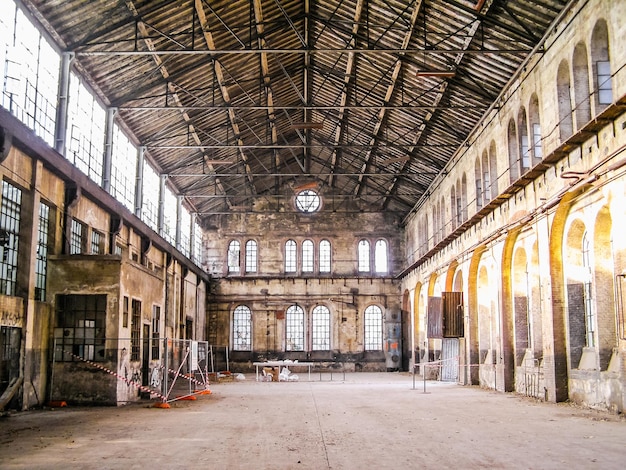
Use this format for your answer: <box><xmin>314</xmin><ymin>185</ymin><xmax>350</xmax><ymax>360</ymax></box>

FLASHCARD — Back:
<box><xmin>91</xmin><ymin>230</ymin><xmax>102</xmax><ymax>254</ymax></box>
<box><xmin>35</xmin><ymin>202</ymin><xmax>50</xmax><ymax>301</ymax></box>
<box><xmin>597</xmin><ymin>61</ymin><xmax>612</xmax><ymax>105</ymax></box>
<box><xmin>364</xmin><ymin>305</ymin><xmax>383</xmax><ymax>351</ymax></box>
<box><xmin>319</xmin><ymin>240</ymin><xmax>331</xmax><ymax>273</ymax></box>
<box><xmin>0</xmin><ymin>181</ymin><xmax>21</xmax><ymax>296</ymax></box>
<box><xmin>312</xmin><ymin>305</ymin><xmax>330</xmax><ymax>350</ymax></box>
<box><xmin>141</xmin><ymin>161</ymin><xmax>159</xmax><ymax>232</ymax></box>
<box><xmin>69</xmin><ymin>218</ymin><xmax>84</xmax><ymax>254</ymax></box>
<box><xmin>1</xmin><ymin>4</ymin><xmax>59</xmax><ymax>147</ymax></box>
<box><xmin>66</xmin><ymin>72</ymin><xmax>105</xmax><ymax>183</ymax></box>
<box><xmin>285</xmin><ymin>240</ymin><xmax>297</xmax><ymax>273</ymax></box>
<box><xmin>151</xmin><ymin>305</ymin><xmax>160</xmax><ymax>360</ymax></box>
<box><xmin>286</xmin><ymin>305</ymin><xmax>305</xmax><ymax>351</ymax></box>
<box><xmin>192</xmin><ymin>222</ymin><xmax>203</xmax><ymax>266</ymax></box>
<box><xmin>54</xmin><ymin>294</ymin><xmax>106</xmax><ymax>362</ymax></box>
<box><xmin>233</xmin><ymin>305</ymin><xmax>252</xmax><ymax>351</ymax></box>
<box><xmin>110</xmin><ymin>124</ymin><xmax>137</xmax><ymax>212</ymax></box>
<box><xmin>302</xmin><ymin>240</ymin><xmax>314</xmax><ymax>272</ymax></box>
<box><xmin>245</xmin><ymin>240</ymin><xmax>257</xmax><ymax>273</ymax></box>
<box><xmin>130</xmin><ymin>299</ymin><xmax>141</xmax><ymax>361</ymax></box>
<box><xmin>358</xmin><ymin>239</ymin><xmax>370</xmax><ymax>272</ymax></box>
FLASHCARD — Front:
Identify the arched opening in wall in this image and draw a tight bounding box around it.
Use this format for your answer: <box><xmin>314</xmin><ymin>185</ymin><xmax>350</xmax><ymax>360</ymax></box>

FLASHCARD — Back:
<box><xmin>518</xmin><ymin>108</ymin><xmax>530</xmax><ymax>174</ymax></box>
<box><xmin>401</xmin><ymin>289</ymin><xmax>411</xmax><ymax>371</ymax></box>
<box><xmin>507</xmin><ymin>118</ymin><xmax>519</xmax><ymax>183</ymax></box>
<box><xmin>593</xmin><ymin>206</ymin><xmax>617</xmax><ymax>370</ymax></box>
<box><xmin>440</xmin><ymin>196</ymin><xmax>446</xmax><ymax>239</ymax></box>
<box><xmin>477</xmin><ymin>265</ymin><xmax>493</xmax><ymax>365</ymax></box>
<box><xmin>415</xmin><ymin>285</ymin><xmax>426</xmax><ymax>364</ymax></box>
<box><xmin>450</xmin><ymin>185</ymin><xmax>457</xmax><ymax>230</ymax></box>
<box><xmin>564</xmin><ymin>219</ymin><xmax>590</xmax><ymax>370</ymax></box>
<box><xmin>460</xmin><ymin>173</ymin><xmax>468</xmax><ymax>222</ymax></box>
<box><xmin>529</xmin><ymin>94</ymin><xmax>543</xmax><ymax>164</ymax></box>
<box><xmin>573</xmin><ymin>42</ymin><xmax>591</xmax><ymax>132</ymax></box>
<box><xmin>529</xmin><ymin>240</ymin><xmax>543</xmax><ymax>355</ymax></box>
<box><xmin>488</xmin><ymin>141</ymin><xmax>498</xmax><ymax>203</ymax></box>
<box><xmin>474</xmin><ymin>157</ymin><xmax>483</xmax><ymax>211</ymax></box>
<box><xmin>420</xmin><ymin>214</ymin><xmax>429</xmax><ymax>256</ymax></box>
<box><xmin>512</xmin><ymin>246</ymin><xmax>530</xmax><ymax>366</ymax></box>
<box><xmin>590</xmin><ymin>19</ymin><xmax>612</xmax><ymax>113</ymax></box>
<box><xmin>557</xmin><ymin>60</ymin><xmax>574</xmax><ymax>142</ymax></box>
<box><xmin>481</xmin><ymin>150</ymin><xmax>490</xmax><ymax>205</ymax></box>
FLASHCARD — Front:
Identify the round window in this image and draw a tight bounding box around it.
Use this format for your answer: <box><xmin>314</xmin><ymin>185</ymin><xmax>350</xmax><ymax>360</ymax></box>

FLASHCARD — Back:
<box><xmin>295</xmin><ymin>189</ymin><xmax>321</xmax><ymax>213</ymax></box>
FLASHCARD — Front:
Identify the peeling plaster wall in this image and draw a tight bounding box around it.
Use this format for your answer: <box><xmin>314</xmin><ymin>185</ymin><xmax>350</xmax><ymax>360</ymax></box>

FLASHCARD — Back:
<box><xmin>205</xmin><ymin>207</ymin><xmax>403</xmax><ymax>371</ymax></box>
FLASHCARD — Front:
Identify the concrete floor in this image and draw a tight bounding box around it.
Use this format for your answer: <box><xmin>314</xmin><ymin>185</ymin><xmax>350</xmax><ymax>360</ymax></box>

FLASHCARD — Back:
<box><xmin>1</xmin><ymin>372</ymin><xmax>625</xmax><ymax>469</ymax></box>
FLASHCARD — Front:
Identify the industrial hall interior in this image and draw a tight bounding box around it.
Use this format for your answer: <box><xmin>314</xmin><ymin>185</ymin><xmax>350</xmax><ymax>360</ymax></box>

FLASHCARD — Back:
<box><xmin>0</xmin><ymin>0</ymin><xmax>625</xmax><ymax>413</ymax></box>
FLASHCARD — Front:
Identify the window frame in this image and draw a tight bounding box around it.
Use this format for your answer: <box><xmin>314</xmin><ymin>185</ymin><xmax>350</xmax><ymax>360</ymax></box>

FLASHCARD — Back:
<box><xmin>285</xmin><ymin>304</ymin><xmax>305</xmax><ymax>351</ymax></box>
<box><xmin>364</xmin><ymin>304</ymin><xmax>383</xmax><ymax>351</ymax></box>
<box><xmin>311</xmin><ymin>305</ymin><xmax>331</xmax><ymax>351</ymax></box>
<box><xmin>233</xmin><ymin>305</ymin><xmax>252</xmax><ymax>351</ymax></box>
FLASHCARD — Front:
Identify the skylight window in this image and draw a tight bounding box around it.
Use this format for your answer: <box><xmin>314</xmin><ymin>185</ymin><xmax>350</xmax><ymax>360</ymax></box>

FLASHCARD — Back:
<box><xmin>295</xmin><ymin>189</ymin><xmax>320</xmax><ymax>213</ymax></box>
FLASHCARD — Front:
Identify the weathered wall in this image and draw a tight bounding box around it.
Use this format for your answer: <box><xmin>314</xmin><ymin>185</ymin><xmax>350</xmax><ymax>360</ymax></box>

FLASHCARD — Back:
<box><xmin>205</xmin><ymin>206</ymin><xmax>403</xmax><ymax>372</ymax></box>
<box><xmin>402</xmin><ymin>0</ymin><xmax>626</xmax><ymax>411</ymax></box>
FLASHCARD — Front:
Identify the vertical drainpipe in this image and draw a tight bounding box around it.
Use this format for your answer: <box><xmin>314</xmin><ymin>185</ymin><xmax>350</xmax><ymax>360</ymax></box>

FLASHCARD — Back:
<box><xmin>54</xmin><ymin>52</ymin><xmax>73</xmax><ymax>156</ymax></box>
<box><xmin>158</xmin><ymin>174</ymin><xmax>166</xmax><ymax>237</ymax></box>
<box><xmin>102</xmin><ymin>107</ymin><xmax>117</xmax><ymax>192</ymax></box>
<box><xmin>134</xmin><ymin>146</ymin><xmax>145</xmax><ymax>218</ymax></box>
<box><xmin>176</xmin><ymin>195</ymin><xmax>183</xmax><ymax>252</ymax></box>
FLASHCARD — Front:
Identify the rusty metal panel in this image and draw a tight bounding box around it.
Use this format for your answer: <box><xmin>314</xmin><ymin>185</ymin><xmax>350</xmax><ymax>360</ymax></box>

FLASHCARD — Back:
<box><xmin>441</xmin><ymin>338</ymin><xmax>459</xmax><ymax>382</ymax></box>
<box><xmin>442</xmin><ymin>291</ymin><xmax>464</xmax><ymax>338</ymax></box>
<box><xmin>427</xmin><ymin>296</ymin><xmax>443</xmax><ymax>338</ymax></box>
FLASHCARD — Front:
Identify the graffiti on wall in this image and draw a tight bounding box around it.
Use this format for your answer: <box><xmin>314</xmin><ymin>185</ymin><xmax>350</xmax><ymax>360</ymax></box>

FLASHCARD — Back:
<box><xmin>0</xmin><ymin>310</ymin><xmax>23</xmax><ymax>327</ymax></box>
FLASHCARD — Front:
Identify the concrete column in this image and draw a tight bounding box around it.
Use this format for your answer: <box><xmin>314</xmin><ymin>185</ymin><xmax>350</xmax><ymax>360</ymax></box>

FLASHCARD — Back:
<box><xmin>176</xmin><ymin>195</ymin><xmax>183</xmax><ymax>251</ymax></box>
<box><xmin>54</xmin><ymin>52</ymin><xmax>73</xmax><ymax>156</ymax></box>
<box><xmin>157</xmin><ymin>175</ymin><xmax>166</xmax><ymax>237</ymax></box>
<box><xmin>102</xmin><ymin>107</ymin><xmax>117</xmax><ymax>192</ymax></box>
<box><xmin>134</xmin><ymin>146</ymin><xmax>145</xmax><ymax>218</ymax></box>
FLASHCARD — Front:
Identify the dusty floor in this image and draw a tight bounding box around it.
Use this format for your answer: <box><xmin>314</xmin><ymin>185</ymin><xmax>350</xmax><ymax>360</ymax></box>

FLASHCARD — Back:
<box><xmin>1</xmin><ymin>372</ymin><xmax>625</xmax><ymax>469</ymax></box>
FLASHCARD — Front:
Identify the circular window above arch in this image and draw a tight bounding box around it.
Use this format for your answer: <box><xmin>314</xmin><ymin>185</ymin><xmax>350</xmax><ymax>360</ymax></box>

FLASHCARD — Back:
<box><xmin>295</xmin><ymin>189</ymin><xmax>321</xmax><ymax>213</ymax></box>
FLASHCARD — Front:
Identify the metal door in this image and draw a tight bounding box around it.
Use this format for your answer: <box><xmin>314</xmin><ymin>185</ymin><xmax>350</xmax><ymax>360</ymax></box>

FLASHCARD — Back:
<box><xmin>441</xmin><ymin>338</ymin><xmax>459</xmax><ymax>382</ymax></box>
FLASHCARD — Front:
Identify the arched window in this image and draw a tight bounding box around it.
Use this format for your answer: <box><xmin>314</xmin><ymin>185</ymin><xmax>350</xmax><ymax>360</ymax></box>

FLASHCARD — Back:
<box><xmin>312</xmin><ymin>305</ymin><xmax>331</xmax><ymax>350</ymax></box>
<box><xmin>557</xmin><ymin>59</ymin><xmax>574</xmax><ymax>141</ymax></box>
<box><xmin>481</xmin><ymin>150</ymin><xmax>490</xmax><ymax>204</ymax></box>
<box><xmin>227</xmin><ymin>240</ymin><xmax>240</xmax><ymax>272</ymax></box>
<box><xmin>364</xmin><ymin>305</ymin><xmax>383</xmax><ymax>351</ymax></box>
<box><xmin>488</xmin><ymin>141</ymin><xmax>498</xmax><ymax>202</ymax></box>
<box><xmin>460</xmin><ymin>174</ymin><xmax>468</xmax><ymax>222</ymax></box>
<box><xmin>573</xmin><ymin>42</ymin><xmax>591</xmax><ymax>130</ymax></box>
<box><xmin>319</xmin><ymin>240</ymin><xmax>331</xmax><ymax>273</ymax></box>
<box><xmin>245</xmin><ymin>240</ymin><xmax>257</xmax><ymax>273</ymax></box>
<box><xmin>285</xmin><ymin>240</ymin><xmax>297</xmax><ymax>272</ymax></box>
<box><xmin>518</xmin><ymin>108</ymin><xmax>530</xmax><ymax>173</ymax></box>
<box><xmin>375</xmin><ymin>239</ymin><xmax>388</xmax><ymax>273</ymax></box>
<box><xmin>591</xmin><ymin>20</ymin><xmax>612</xmax><ymax>110</ymax></box>
<box><xmin>450</xmin><ymin>185</ymin><xmax>457</xmax><ymax>230</ymax></box>
<box><xmin>507</xmin><ymin>118</ymin><xmax>519</xmax><ymax>182</ymax></box>
<box><xmin>529</xmin><ymin>94</ymin><xmax>543</xmax><ymax>163</ymax></box>
<box><xmin>358</xmin><ymin>239</ymin><xmax>370</xmax><ymax>272</ymax></box>
<box><xmin>285</xmin><ymin>305</ymin><xmax>305</xmax><ymax>351</ymax></box>
<box><xmin>233</xmin><ymin>305</ymin><xmax>252</xmax><ymax>351</ymax></box>
<box><xmin>474</xmin><ymin>157</ymin><xmax>482</xmax><ymax>210</ymax></box>
<box><xmin>302</xmin><ymin>240</ymin><xmax>314</xmax><ymax>272</ymax></box>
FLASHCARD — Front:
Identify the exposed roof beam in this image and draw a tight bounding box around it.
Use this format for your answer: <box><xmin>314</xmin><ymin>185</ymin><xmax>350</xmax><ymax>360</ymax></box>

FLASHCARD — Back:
<box><xmin>72</xmin><ymin>47</ymin><xmax>535</xmax><ymax>56</ymax></box>
<box><xmin>194</xmin><ymin>0</ymin><xmax>255</xmax><ymax>199</ymax></box>
<box><xmin>354</xmin><ymin>0</ymin><xmax>422</xmax><ymax>197</ymax></box>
